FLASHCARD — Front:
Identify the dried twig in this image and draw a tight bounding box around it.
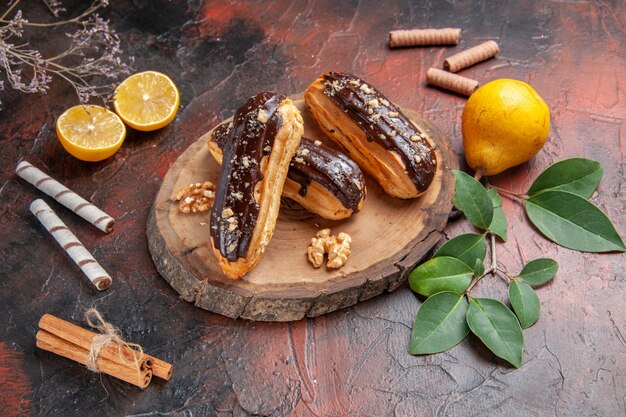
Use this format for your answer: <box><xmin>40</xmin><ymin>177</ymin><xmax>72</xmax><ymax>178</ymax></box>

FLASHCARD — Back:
<box><xmin>0</xmin><ymin>0</ymin><xmax>132</xmax><ymax>108</ymax></box>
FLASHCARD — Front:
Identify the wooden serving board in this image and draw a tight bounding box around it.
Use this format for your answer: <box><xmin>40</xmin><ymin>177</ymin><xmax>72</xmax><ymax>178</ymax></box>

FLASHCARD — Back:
<box><xmin>147</xmin><ymin>95</ymin><xmax>457</xmax><ymax>321</ymax></box>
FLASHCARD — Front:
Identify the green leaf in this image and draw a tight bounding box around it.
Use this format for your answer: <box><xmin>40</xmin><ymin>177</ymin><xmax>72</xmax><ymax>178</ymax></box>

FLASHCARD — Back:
<box><xmin>409</xmin><ymin>257</ymin><xmax>473</xmax><ymax>297</ymax></box>
<box><xmin>433</xmin><ymin>233</ymin><xmax>487</xmax><ymax>268</ymax></box>
<box><xmin>508</xmin><ymin>280</ymin><xmax>540</xmax><ymax>329</ymax></box>
<box><xmin>488</xmin><ymin>207</ymin><xmax>508</xmax><ymax>241</ymax></box>
<box><xmin>525</xmin><ymin>191</ymin><xmax>626</xmax><ymax>252</ymax></box>
<box><xmin>527</xmin><ymin>158</ymin><xmax>603</xmax><ymax>199</ymax></box>
<box><xmin>518</xmin><ymin>258</ymin><xmax>559</xmax><ymax>287</ymax></box>
<box><xmin>467</xmin><ymin>298</ymin><xmax>524</xmax><ymax>368</ymax></box>
<box><xmin>410</xmin><ymin>292</ymin><xmax>470</xmax><ymax>354</ymax></box>
<box><xmin>452</xmin><ymin>170</ymin><xmax>494</xmax><ymax>230</ymax></box>
<box><xmin>487</xmin><ymin>188</ymin><xmax>503</xmax><ymax>207</ymax></box>
<box><xmin>473</xmin><ymin>258</ymin><xmax>484</xmax><ymax>278</ymax></box>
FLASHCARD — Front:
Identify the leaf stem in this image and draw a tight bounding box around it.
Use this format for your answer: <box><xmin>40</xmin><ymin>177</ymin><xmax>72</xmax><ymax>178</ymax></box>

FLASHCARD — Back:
<box><xmin>489</xmin><ymin>185</ymin><xmax>527</xmax><ymax>200</ymax></box>
<box><xmin>464</xmin><ymin>275</ymin><xmax>484</xmax><ymax>296</ymax></box>
<box><xmin>465</xmin><ymin>233</ymin><xmax>498</xmax><ymax>296</ymax></box>
<box><xmin>487</xmin><ymin>233</ymin><xmax>497</xmax><ymax>273</ymax></box>
<box><xmin>495</xmin><ymin>269</ymin><xmax>514</xmax><ymax>281</ymax></box>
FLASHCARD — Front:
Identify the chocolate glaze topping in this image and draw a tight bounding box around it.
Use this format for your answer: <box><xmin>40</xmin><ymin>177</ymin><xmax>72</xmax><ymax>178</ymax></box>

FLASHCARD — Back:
<box><xmin>288</xmin><ymin>138</ymin><xmax>364</xmax><ymax>211</ymax></box>
<box><xmin>214</xmin><ymin>123</ymin><xmax>365</xmax><ymax>212</ymax></box>
<box><xmin>210</xmin><ymin>92</ymin><xmax>284</xmax><ymax>262</ymax></box>
<box><xmin>211</xmin><ymin>122</ymin><xmax>232</xmax><ymax>149</ymax></box>
<box><xmin>320</xmin><ymin>71</ymin><xmax>437</xmax><ymax>192</ymax></box>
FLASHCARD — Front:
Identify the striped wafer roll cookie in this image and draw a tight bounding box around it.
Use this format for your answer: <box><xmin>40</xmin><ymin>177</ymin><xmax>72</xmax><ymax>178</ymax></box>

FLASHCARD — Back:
<box><xmin>444</xmin><ymin>40</ymin><xmax>500</xmax><ymax>72</ymax></box>
<box><xmin>16</xmin><ymin>161</ymin><xmax>115</xmax><ymax>233</ymax></box>
<box><xmin>30</xmin><ymin>199</ymin><xmax>112</xmax><ymax>291</ymax></box>
<box><xmin>389</xmin><ymin>28</ymin><xmax>461</xmax><ymax>47</ymax></box>
<box><xmin>426</xmin><ymin>68</ymin><xmax>480</xmax><ymax>96</ymax></box>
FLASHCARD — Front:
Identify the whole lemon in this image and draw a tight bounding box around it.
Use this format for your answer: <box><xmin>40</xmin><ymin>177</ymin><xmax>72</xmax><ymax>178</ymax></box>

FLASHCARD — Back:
<box><xmin>462</xmin><ymin>79</ymin><xmax>550</xmax><ymax>176</ymax></box>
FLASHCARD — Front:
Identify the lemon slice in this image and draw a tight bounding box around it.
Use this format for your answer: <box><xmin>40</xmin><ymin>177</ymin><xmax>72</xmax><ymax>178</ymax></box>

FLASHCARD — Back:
<box><xmin>56</xmin><ymin>105</ymin><xmax>126</xmax><ymax>162</ymax></box>
<box><xmin>113</xmin><ymin>71</ymin><xmax>180</xmax><ymax>131</ymax></box>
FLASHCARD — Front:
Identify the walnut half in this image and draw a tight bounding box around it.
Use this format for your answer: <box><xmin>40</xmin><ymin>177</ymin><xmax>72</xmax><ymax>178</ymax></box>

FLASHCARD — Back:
<box><xmin>307</xmin><ymin>228</ymin><xmax>331</xmax><ymax>268</ymax></box>
<box><xmin>327</xmin><ymin>232</ymin><xmax>352</xmax><ymax>268</ymax></box>
<box><xmin>307</xmin><ymin>229</ymin><xmax>352</xmax><ymax>269</ymax></box>
<box><xmin>176</xmin><ymin>181</ymin><xmax>216</xmax><ymax>213</ymax></box>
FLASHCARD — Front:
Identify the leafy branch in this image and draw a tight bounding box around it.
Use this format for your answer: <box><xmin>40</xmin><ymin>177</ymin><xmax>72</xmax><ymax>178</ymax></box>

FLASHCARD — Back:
<box><xmin>408</xmin><ymin>158</ymin><xmax>624</xmax><ymax>368</ymax></box>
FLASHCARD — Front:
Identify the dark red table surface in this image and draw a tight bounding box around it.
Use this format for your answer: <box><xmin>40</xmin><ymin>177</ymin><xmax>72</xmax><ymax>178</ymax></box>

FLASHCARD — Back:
<box><xmin>1</xmin><ymin>1</ymin><xmax>624</xmax><ymax>416</ymax></box>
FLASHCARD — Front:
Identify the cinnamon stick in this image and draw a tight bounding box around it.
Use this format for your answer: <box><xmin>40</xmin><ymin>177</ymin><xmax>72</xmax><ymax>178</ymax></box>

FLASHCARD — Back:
<box><xmin>36</xmin><ymin>330</ymin><xmax>152</xmax><ymax>389</ymax></box>
<box><xmin>16</xmin><ymin>160</ymin><xmax>115</xmax><ymax>233</ymax></box>
<box><xmin>37</xmin><ymin>313</ymin><xmax>173</xmax><ymax>382</ymax></box>
<box><xmin>144</xmin><ymin>355</ymin><xmax>173</xmax><ymax>381</ymax></box>
<box><xmin>39</xmin><ymin>314</ymin><xmax>150</xmax><ymax>371</ymax></box>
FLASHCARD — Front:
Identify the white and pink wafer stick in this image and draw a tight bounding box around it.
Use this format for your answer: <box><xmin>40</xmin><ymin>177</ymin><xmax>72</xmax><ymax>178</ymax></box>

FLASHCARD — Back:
<box><xmin>30</xmin><ymin>199</ymin><xmax>112</xmax><ymax>291</ymax></box>
<box><xmin>16</xmin><ymin>161</ymin><xmax>114</xmax><ymax>233</ymax></box>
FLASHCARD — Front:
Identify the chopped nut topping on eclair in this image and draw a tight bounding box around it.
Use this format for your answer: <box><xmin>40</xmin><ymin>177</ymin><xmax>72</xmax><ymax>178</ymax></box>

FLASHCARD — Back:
<box><xmin>257</xmin><ymin>109</ymin><xmax>269</xmax><ymax>123</ymax></box>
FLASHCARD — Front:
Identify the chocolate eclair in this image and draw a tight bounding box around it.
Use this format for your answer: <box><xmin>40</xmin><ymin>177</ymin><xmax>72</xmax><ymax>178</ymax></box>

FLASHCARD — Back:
<box><xmin>210</xmin><ymin>92</ymin><xmax>303</xmax><ymax>279</ymax></box>
<box><xmin>209</xmin><ymin>125</ymin><xmax>365</xmax><ymax>220</ymax></box>
<box><xmin>305</xmin><ymin>71</ymin><xmax>437</xmax><ymax>199</ymax></box>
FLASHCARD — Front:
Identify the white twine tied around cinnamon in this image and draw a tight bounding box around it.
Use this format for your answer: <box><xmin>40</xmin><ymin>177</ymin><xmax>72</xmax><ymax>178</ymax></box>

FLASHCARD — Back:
<box><xmin>84</xmin><ymin>308</ymin><xmax>144</xmax><ymax>373</ymax></box>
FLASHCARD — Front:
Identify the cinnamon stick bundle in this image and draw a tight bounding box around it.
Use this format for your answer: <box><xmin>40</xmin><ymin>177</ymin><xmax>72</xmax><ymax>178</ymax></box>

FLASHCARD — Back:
<box><xmin>36</xmin><ymin>330</ymin><xmax>153</xmax><ymax>389</ymax></box>
<box><xmin>36</xmin><ymin>313</ymin><xmax>173</xmax><ymax>389</ymax></box>
<box><xmin>39</xmin><ymin>314</ymin><xmax>151</xmax><ymax>372</ymax></box>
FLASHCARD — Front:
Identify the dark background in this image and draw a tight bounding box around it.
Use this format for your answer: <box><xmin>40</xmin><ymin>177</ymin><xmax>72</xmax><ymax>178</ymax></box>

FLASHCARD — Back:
<box><xmin>1</xmin><ymin>1</ymin><xmax>624</xmax><ymax>416</ymax></box>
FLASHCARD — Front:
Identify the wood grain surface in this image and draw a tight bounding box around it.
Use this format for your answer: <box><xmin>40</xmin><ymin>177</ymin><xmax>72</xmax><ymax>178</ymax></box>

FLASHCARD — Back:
<box><xmin>148</xmin><ymin>97</ymin><xmax>456</xmax><ymax>321</ymax></box>
<box><xmin>0</xmin><ymin>1</ymin><xmax>624</xmax><ymax>416</ymax></box>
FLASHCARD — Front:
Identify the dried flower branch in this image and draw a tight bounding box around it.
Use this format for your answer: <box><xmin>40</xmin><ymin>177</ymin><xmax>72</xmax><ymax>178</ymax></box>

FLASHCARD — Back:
<box><xmin>0</xmin><ymin>0</ymin><xmax>132</xmax><ymax>108</ymax></box>
<box><xmin>43</xmin><ymin>0</ymin><xmax>66</xmax><ymax>18</ymax></box>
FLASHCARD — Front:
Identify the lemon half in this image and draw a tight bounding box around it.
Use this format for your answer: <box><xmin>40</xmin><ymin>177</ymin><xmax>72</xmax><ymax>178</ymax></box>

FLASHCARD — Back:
<box><xmin>56</xmin><ymin>105</ymin><xmax>126</xmax><ymax>162</ymax></box>
<box><xmin>113</xmin><ymin>71</ymin><xmax>180</xmax><ymax>131</ymax></box>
